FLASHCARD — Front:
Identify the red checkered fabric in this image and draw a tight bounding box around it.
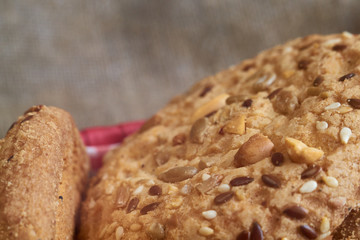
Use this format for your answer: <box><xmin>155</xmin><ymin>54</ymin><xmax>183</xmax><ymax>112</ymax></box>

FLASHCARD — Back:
<box><xmin>81</xmin><ymin>120</ymin><xmax>144</xmax><ymax>170</ymax></box>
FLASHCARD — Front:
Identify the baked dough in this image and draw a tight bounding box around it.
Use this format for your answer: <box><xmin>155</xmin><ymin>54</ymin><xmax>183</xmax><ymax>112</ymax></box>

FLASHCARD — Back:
<box><xmin>79</xmin><ymin>33</ymin><xmax>360</xmax><ymax>239</ymax></box>
<box><xmin>0</xmin><ymin>105</ymin><xmax>89</xmax><ymax>240</ymax></box>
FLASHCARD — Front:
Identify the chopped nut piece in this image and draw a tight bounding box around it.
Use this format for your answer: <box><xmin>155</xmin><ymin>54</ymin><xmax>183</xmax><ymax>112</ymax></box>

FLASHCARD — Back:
<box><xmin>223</xmin><ymin>115</ymin><xmax>246</xmax><ymax>135</ymax></box>
<box><xmin>202</xmin><ymin>210</ymin><xmax>217</xmax><ymax>220</ymax></box>
<box><xmin>320</xmin><ymin>217</ymin><xmax>330</xmax><ymax>233</ymax></box>
<box><xmin>322</xmin><ymin>176</ymin><xmax>338</xmax><ymax>188</ymax></box>
<box><xmin>115</xmin><ymin>226</ymin><xmax>124</xmax><ymax>240</ymax></box>
<box><xmin>324</xmin><ymin>102</ymin><xmax>341</xmax><ymax>110</ymax></box>
<box><xmin>316</xmin><ymin>121</ymin><xmax>328</xmax><ymax>130</ymax></box>
<box><xmin>147</xmin><ymin>223</ymin><xmax>165</xmax><ymax>240</ymax></box>
<box><xmin>285</xmin><ymin>137</ymin><xmax>324</xmax><ymax>164</ymax></box>
<box><xmin>340</xmin><ymin>127</ymin><xmax>352</xmax><ymax>144</ymax></box>
<box><xmin>191</xmin><ymin>93</ymin><xmax>229</xmax><ymax>122</ymax></box>
<box><xmin>158</xmin><ymin>166</ymin><xmax>198</xmax><ymax>183</ymax></box>
<box><xmin>167</xmin><ymin>185</ymin><xmax>178</xmax><ymax>194</ymax></box>
<box><xmin>218</xmin><ymin>184</ymin><xmax>230</xmax><ymax>193</ymax></box>
<box><xmin>299</xmin><ymin>180</ymin><xmax>317</xmax><ymax>193</ymax></box>
<box><xmin>273</xmin><ymin>90</ymin><xmax>299</xmax><ymax>114</ymax></box>
<box><xmin>234</xmin><ymin>133</ymin><xmax>274</xmax><ymax>167</ymax></box>
<box><xmin>199</xmin><ymin>227</ymin><xmax>214</xmax><ymax>236</ymax></box>
<box><xmin>169</xmin><ymin>197</ymin><xmax>183</xmax><ymax>209</ymax></box>
<box><xmin>283</xmin><ymin>70</ymin><xmax>295</xmax><ymax>78</ymax></box>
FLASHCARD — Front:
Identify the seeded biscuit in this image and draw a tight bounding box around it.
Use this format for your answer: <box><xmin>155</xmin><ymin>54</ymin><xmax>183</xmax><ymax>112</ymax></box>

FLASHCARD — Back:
<box><xmin>0</xmin><ymin>106</ymin><xmax>89</xmax><ymax>240</ymax></box>
<box><xmin>79</xmin><ymin>32</ymin><xmax>360</xmax><ymax>239</ymax></box>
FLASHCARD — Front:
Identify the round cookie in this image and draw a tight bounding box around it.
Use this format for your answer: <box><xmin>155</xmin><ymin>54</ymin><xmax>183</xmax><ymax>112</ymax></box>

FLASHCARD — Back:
<box><xmin>79</xmin><ymin>33</ymin><xmax>360</xmax><ymax>239</ymax></box>
<box><xmin>0</xmin><ymin>106</ymin><xmax>89</xmax><ymax>240</ymax></box>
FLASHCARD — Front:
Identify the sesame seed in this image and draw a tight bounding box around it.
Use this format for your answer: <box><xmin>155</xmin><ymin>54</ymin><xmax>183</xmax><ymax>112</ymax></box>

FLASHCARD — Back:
<box><xmin>199</xmin><ymin>227</ymin><xmax>214</xmax><ymax>236</ymax></box>
<box><xmin>106</xmin><ymin>184</ymin><xmax>115</xmax><ymax>194</ymax></box>
<box><xmin>202</xmin><ymin>173</ymin><xmax>211</xmax><ymax>181</ymax></box>
<box><xmin>130</xmin><ymin>223</ymin><xmax>142</xmax><ymax>231</ymax></box>
<box><xmin>324</xmin><ymin>102</ymin><xmax>341</xmax><ymax>110</ymax></box>
<box><xmin>250</xmin><ymin>222</ymin><xmax>264</xmax><ymax>240</ymax></box>
<box><xmin>88</xmin><ymin>198</ymin><xmax>96</xmax><ymax>209</ymax></box>
<box><xmin>322</xmin><ymin>176</ymin><xmax>339</xmax><ymax>188</ymax></box>
<box><xmin>332</xmin><ymin>44</ymin><xmax>347</xmax><ymax>51</ymax></box>
<box><xmin>317</xmin><ymin>232</ymin><xmax>331</xmax><ymax>240</ymax></box>
<box><xmin>202</xmin><ymin>210</ymin><xmax>217</xmax><ymax>220</ymax></box>
<box><xmin>342</xmin><ymin>31</ymin><xmax>353</xmax><ymax>38</ymax></box>
<box><xmin>230</xmin><ymin>176</ymin><xmax>254</xmax><ymax>186</ymax></box>
<box><xmin>283</xmin><ymin>46</ymin><xmax>293</xmax><ymax>53</ymax></box>
<box><xmin>320</xmin><ymin>217</ymin><xmax>330</xmax><ymax>233</ymax></box>
<box><xmin>59</xmin><ymin>196</ymin><xmax>63</xmax><ymax>201</ymax></box>
<box><xmin>267</xmin><ymin>88</ymin><xmax>282</xmax><ymax>100</ymax></box>
<box><xmin>115</xmin><ymin>226</ymin><xmax>124</xmax><ymax>240</ymax></box>
<box><xmin>126</xmin><ymin>197</ymin><xmax>139</xmax><ymax>213</ymax></box>
<box><xmin>266</xmin><ymin>74</ymin><xmax>276</xmax><ymax>86</ymax></box>
<box><xmin>300</xmin><ymin>180</ymin><xmax>318</xmax><ymax>193</ymax></box>
<box><xmin>316</xmin><ymin>121</ymin><xmax>328</xmax><ymax>130</ymax></box>
<box><xmin>218</xmin><ymin>184</ymin><xmax>230</xmax><ymax>193</ymax></box>
<box><xmin>256</xmin><ymin>75</ymin><xmax>267</xmax><ymax>84</ymax></box>
<box><xmin>324</xmin><ymin>38</ymin><xmax>342</xmax><ymax>46</ymax></box>
<box><xmin>133</xmin><ymin>185</ymin><xmax>144</xmax><ymax>195</ymax></box>
<box><xmin>340</xmin><ymin>127</ymin><xmax>352</xmax><ymax>144</ymax></box>
<box><xmin>180</xmin><ymin>184</ymin><xmax>191</xmax><ymax>195</ymax></box>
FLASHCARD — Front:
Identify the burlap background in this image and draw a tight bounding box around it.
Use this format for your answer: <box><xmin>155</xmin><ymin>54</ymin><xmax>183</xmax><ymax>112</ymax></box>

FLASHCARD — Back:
<box><xmin>1</xmin><ymin>0</ymin><xmax>360</xmax><ymax>136</ymax></box>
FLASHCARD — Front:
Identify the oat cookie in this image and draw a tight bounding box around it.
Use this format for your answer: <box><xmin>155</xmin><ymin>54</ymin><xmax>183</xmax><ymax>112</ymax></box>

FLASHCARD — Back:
<box><xmin>79</xmin><ymin>33</ymin><xmax>360</xmax><ymax>239</ymax></box>
<box><xmin>0</xmin><ymin>106</ymin><xmax>89</xmax><ymax>240</ymax></box>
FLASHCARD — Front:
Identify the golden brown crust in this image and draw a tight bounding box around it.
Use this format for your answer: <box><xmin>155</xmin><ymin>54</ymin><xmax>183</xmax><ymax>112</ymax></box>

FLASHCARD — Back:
<box><xmin>0</xmin><ymin>105</ymin><xmax>89</xmax><ymax>240</ymax></box>
<box><xmin>80</xmin><ymin>33</ymin><xmax>360</xmax><ymax>239</ymax></box>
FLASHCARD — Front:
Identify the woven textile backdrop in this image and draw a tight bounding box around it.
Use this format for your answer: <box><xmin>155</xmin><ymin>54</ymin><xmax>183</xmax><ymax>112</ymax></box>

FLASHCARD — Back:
<box><xmin>1</xmin><ymin>0</ymin><xmax>360</xmax><ymax>136</ymax></box>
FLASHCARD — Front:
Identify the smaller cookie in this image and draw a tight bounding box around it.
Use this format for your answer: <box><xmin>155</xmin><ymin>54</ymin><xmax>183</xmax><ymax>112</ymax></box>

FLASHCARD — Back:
<box><xmin>0</xmin><ymin>105</ymin><xmax>89</xmax><ymax>240</ymax></box>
